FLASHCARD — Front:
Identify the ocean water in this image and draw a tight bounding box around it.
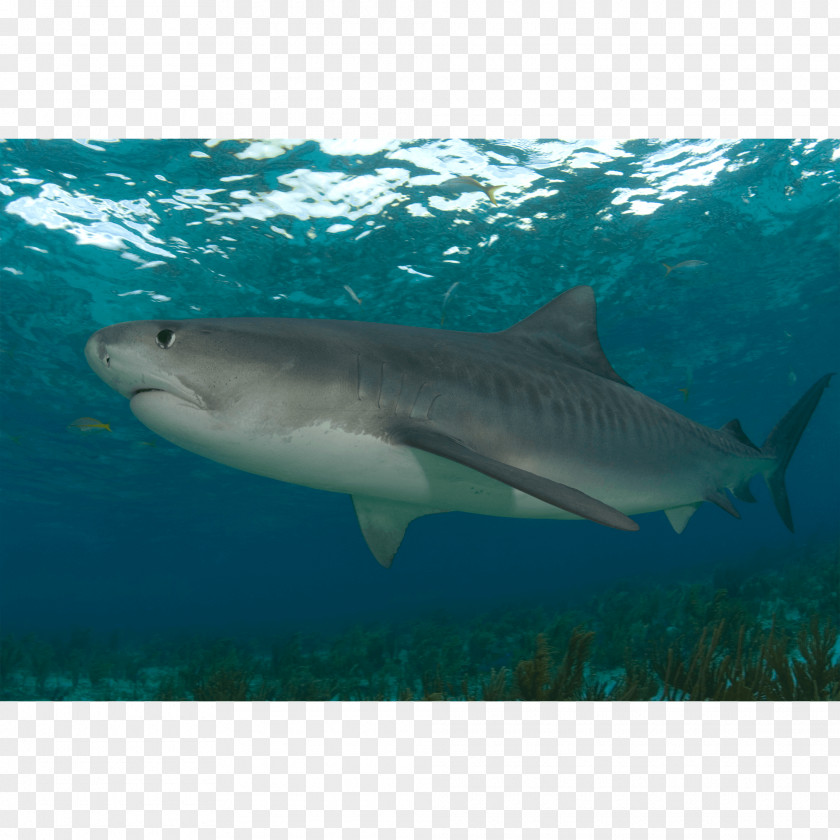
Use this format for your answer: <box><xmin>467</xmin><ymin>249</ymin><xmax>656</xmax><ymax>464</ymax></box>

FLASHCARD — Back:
<box><xmin>1</xmin><ymin>138</ymin><xmax>838</xmax><ymax>700</ymax></box>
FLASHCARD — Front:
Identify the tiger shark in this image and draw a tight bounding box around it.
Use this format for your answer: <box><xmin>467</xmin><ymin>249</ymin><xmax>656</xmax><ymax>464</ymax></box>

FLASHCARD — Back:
<box><xmin>84</xmin><ymin>285</ymin><xmax>832</xmax><ymax>567</ymax></box>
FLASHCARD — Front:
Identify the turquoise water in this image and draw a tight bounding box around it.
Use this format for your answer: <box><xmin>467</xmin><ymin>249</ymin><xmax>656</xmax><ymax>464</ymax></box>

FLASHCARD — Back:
<box><xmin>0</xmin><ymin>139</ymin><xmax>838</xmax><ymax>698</ymax></box>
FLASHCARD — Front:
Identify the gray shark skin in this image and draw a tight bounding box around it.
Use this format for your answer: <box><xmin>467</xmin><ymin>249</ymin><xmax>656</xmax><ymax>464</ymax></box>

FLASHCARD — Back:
<box><xmin>85</xmin><ymin>285</ymin><xmax>833</xmax><ymax>567</ymax></box>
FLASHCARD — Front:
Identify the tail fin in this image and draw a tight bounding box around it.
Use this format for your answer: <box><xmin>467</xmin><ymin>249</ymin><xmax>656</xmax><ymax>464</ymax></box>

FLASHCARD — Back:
<box><xmin>661</xmin><ymin>262</ymin><xmax>673</xmax><ymax>275</ymax></box>
<box><xmin>484</xmin><ymin>185</ymin><xmax>503</xmax><ymax>205</ymax></box>
<box><xmin>762</xmin><ymin>373</ymin><xmax>834</xmax><ymax>531</ymax></box>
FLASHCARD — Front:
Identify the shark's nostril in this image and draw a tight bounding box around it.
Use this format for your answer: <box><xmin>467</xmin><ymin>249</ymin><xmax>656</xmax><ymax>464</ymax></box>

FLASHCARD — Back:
<box><xmin>94</xmin><ymin>337</ymin><xmax>111</xmax><ymax>367</ymax></box>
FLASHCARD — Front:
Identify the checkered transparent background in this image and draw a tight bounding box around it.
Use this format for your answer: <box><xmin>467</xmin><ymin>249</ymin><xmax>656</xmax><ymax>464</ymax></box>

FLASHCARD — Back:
<box><xmin>0</xmin><ymin>0</ymin><xmax>838</xmax><ymax>136</ymax></box>
<box><xmin>4</xmin><ymin>701</ymin><xmax>838</xmax><ymax>838</ymax></box>
<box><xmin>2</xmin><ymin>0</ymin><xmax>839</xmax><ymax>835</ymax></box>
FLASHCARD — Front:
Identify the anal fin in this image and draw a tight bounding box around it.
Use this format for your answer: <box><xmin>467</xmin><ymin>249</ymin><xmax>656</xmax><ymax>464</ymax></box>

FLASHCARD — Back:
<box><xmin>732</xmin><ymin>477</ymin><xmax>757</xmax><ymax>503</ymax></box>
<box><xmin>351</xmin><ymin>496</ymin><xmax>438</xmax><ymax>568</ymax></box>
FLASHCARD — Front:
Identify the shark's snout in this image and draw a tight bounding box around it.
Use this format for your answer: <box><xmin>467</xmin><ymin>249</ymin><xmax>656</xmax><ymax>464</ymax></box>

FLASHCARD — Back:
<box><xmin>85</xmin><ymin>322</ymin><xmax>207</xmax><ymax>408</ymax></box>
<box><xmin>85</xmin><ymin>331</ymin><xmax>111</xmax><ymax>373</ymax></box>
<box><xmin>85</xmin><ymin>328</ymin><xmax>138</xmax><ymax>400</ymax></box>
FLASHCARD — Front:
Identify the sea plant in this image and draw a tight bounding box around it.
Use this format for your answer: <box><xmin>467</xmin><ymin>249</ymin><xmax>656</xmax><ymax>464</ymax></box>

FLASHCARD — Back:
<box><xmin>513</xmin><ymin>628</ymin><xmax>595</xmax><ymax>701</ymax></box>
<box><xmin>660</xmin><ymin>614</ymin><xmax>839</xmax><ymax>700</ymax></box>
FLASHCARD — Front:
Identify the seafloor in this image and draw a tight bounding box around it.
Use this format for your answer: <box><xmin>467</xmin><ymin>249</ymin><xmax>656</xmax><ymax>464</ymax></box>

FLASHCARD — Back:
<box><xmin>2</xmin><ymin>535</ymin><xmax>838</xmax><ymax>702</ymax></box>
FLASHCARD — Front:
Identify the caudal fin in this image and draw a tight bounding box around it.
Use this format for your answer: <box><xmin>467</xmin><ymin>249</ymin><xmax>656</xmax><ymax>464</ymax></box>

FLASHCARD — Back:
<box><xmin>484</xmin><ymin>185</ymin><xmax>503</xmax><ymax>205</ymax></box>
<box><xmin>762</xmin><ymin>373</ymin><xmax>834</xmax><ymax>531</ymax></box>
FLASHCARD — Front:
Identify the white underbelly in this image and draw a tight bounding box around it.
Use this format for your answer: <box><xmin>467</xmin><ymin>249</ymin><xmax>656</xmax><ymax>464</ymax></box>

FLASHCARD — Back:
<box><xmin>155</xmin><ymin>413</ymin><xmax>583</xmax><ymax>519</ymax></box>
<box><xmin>132</xmin><ymin>394</ymin><xmax>720</xmax><ymax>521</ymax></box>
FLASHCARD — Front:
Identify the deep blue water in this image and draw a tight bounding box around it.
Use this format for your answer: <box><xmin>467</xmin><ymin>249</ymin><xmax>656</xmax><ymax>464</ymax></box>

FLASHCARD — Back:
<box><xmin>1</xmin><ymin>138</ymin><xmax>838</xmax><ymax>640</ymax></box>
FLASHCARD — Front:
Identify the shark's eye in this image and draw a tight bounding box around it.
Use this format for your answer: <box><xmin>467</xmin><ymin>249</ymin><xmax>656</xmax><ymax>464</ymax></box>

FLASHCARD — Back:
<box><xmin>156</xmin><ymin>329</ymin><xmax>176</xmax><ymax>349</ymax></box>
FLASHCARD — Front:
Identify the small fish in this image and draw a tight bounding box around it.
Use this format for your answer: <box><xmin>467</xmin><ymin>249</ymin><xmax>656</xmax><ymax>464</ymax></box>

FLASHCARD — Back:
<box><xmin>678</xmin><ymin>367</ymin><xmax>693</xmax><ymax>402</ymax></box>
<box><xmin>788</xmin><ymin>368</ymin><xmax>797</xmax><ymax>386</ymax></box>
<box><xmin>68</xmin><ymin>417</ymin><xmax>111</xmax><ymax>432</ymax></box>
<box><xmin>440</xmin><ymin>282</ymin><xmax>460</xmax><ymax>326</ymax></box>
<box><xmin>662</xmin><ymin>260</ymin><xmax>708</xmax><ymax>276</ymax></box>
<box><xmin>343</xmin><ymin>285</ymin><xmax>363</xmax><ymax>307</ymax></box>
<box><xmin>442</xmin><ymin>281</ymin><xmax>460</xmax><ymax>304</ymax></box>
<box><xmin>438</xmin><ymin>176</ymin><xmax>503</xmax><ymax>205</ymax></box>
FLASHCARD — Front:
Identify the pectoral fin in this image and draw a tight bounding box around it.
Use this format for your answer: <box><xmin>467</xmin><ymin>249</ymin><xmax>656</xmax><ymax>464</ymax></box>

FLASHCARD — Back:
<box><xmin>392</xmin><ymin>426</ymin><xmax>639</xmax><ymax>532</ymax></box>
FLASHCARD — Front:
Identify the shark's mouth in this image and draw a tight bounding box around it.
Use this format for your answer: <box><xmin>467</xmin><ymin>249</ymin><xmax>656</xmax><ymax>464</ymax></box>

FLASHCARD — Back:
<box><xmin>130</xmin><ymin>386</ymin><xmax>206</xmax><ymax>409</ymax></box>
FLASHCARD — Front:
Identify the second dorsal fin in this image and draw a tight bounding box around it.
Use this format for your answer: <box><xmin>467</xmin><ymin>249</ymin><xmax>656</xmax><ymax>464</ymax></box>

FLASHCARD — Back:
<box><xmin>720</xmin><ymin>418</ymin><xmax>759</xmax><ymax>451</ymax></box>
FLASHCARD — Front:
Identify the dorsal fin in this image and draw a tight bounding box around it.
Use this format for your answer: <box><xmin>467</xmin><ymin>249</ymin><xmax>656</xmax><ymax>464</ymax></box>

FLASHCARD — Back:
<box><xmin>719</xmin><ymin>418</ymin><xmax>759</xmax><ymax>451</ymax></box>
<box><xmin>501</xmin><ymin>285</ymin><xmax>631</xmax><ymax>387</ymax></box>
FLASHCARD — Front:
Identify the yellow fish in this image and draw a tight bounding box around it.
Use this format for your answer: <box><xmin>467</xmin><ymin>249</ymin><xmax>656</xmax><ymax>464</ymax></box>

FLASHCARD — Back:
<box><xmin>678</xmin><ymin>367</ymin><xmax>693</xmax><ymax>402</ymax></box>
<box><xmin>438</xmin><ymin>176</ymin><xmax>503</xmax><ymax>205</ymax></box>
<box><xmin>68</xmin><ymin>417</ymin><xmax>111</xmax><ymax>432</ymax></box>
